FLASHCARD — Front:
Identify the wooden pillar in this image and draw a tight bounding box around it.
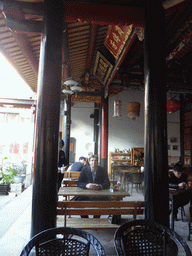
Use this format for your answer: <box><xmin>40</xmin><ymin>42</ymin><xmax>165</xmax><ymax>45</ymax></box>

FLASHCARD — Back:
<box><xmin>144</xmin><ymin>0</ymin><xmax>169</xmax><ymax>227</ymax></box>
<box><xmin>31</xmin><ymin>0</ymin><xmax>64</xmax><ymax>237</ymax></box>
<box><xmin>94</xmin><ymin>103</ymin><xmax>99</xmax><ymax>155</ymax></box>
<box><xmin>100</xmin><ymin>86</ymin><xmax>108</xmax><ymax>170</ymax></box>
<box><xmin>63</xmin><ymin>96</ymin><xmax>71</xmax><ymax>166</ymax></box>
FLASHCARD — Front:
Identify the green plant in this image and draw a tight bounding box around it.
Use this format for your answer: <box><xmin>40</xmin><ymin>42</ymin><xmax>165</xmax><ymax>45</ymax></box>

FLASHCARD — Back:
<box><xmin>0</xmin><ymin>157</ymin><xmax>17</xmax><ymax>184</ymax></box>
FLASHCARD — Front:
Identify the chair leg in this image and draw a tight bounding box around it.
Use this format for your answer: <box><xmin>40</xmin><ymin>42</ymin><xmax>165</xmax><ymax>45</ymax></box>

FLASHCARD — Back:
<box><xmin>179</xmin><ymin>206</ymin><xmax>185</xmax><ymax>221</ymax></box>
<box><xmin>189</xmin><ymin>221</ymin><xmax>192</xmax><ymax>241</ymax></box>
<box><xmin>131</xmin><ymin>183</ymin><xmax>133</xmax><ymax>195</ymax></box>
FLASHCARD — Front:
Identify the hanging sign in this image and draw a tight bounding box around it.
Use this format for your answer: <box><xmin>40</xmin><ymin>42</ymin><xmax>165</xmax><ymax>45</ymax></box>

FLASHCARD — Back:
<box><xmin>104</xmin><ymin>24</ymin><xmax>133</xmax><ymax>59</ymax></box>
<box><xmin>93</xmin><ymin>51</ymin><xmax>113</xmax><ymax>86</ymax></box>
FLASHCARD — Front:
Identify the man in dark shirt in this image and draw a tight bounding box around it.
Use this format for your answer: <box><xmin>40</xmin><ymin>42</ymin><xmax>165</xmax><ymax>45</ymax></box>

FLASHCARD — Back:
<box><xmin>68</xmin><ymin>156</ymin><xmax>87</xmax><ymax>172</ymax></box>
<box><xmin>77</xmin><ymin>154</ymin><xmax>110</xmax><ymax>218</ymax></box>
<box><xmin>168</xmin><ymin>162</ymin><xmax>192</xmax><ymax>220</ymax></box>
<box><xmin>77</xmin><ymin>155</ymin><xmax>110</xmax><ymax>190</ymax></box>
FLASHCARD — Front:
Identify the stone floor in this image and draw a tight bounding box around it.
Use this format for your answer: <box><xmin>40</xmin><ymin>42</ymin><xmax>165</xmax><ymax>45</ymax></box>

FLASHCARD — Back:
<box><xmin>0</xmin><ymin>185</ymin><xmax>192</xmax><ymax>255</ymax></box>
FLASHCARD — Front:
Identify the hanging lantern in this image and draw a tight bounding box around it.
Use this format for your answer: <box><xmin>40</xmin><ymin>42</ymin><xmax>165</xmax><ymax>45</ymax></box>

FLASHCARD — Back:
<box><xmin>127</xmin><ymin>102</ymin><xmax>140</xmax><ymax>120</ymax></box>
<box><xmin>166</xmin><ymin>98</ymin><xmax>181</xmax><ymax>114</ymax></box>
<box><xmin>113</xmin><ymin>100</ymin><xmax>121</xmax><ymax>117</ymax></box>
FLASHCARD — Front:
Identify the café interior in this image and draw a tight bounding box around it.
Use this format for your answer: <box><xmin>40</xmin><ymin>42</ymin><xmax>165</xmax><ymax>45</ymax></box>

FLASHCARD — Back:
<box><xmin>1</xmin><ymin>0</ymin><xmax>192</xmax><ymax>254</ymax></box>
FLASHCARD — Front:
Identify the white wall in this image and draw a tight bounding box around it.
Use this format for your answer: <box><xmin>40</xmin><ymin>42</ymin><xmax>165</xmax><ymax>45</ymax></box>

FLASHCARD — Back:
<box><xmin>108</xmin><ymin>90</ymin><xmax>144</xmax><ymax>152</ymax></box>
<box><xmin>60</xmin><ymin>91</ymin><xmax>180</xmax><ymax>163</ymax></box>
<box><xmin>71</xmin><ymin>102</ymin><xmax>94</xmax><ymax>160</ymax></box>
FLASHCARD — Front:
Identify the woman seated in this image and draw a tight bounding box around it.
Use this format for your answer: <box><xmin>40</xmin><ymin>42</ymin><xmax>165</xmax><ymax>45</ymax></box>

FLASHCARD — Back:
<box><xmin>168</xmin><ymin>162</ymin><xmax>192</xmax><ymax>220</ymax></box>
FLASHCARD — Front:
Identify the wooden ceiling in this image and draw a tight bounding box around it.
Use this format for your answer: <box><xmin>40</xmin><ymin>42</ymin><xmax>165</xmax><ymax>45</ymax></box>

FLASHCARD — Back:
<box><xmin>0</xmin><ymin>0</ymin><xmax>192</xmax><ymax>103</ymax></box>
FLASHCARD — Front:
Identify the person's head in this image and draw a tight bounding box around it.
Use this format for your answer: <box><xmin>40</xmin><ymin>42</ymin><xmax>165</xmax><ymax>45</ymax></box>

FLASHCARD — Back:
<box><xmin>173</xmin><ymin>162</ymin><xmax>184</xmax><ymax>178</ymax></box>
<box><xmin>79</xmin><ymin>156</ymin><xmax>86</xmax><ymax>165</ymax></box>
<box><xmin>89</xmin><ymin>155</ymin><xmax>98</xmax><ymax>171</ymax></box>
<box><xmin>58</xmin><ymin>139</ymin><xmax>64</xmax><ymax>151</ymax></box>
<box><xmin>187</xmin><ymin>174</ymin><xmax>192</xmax><ymax>187</ymax></box>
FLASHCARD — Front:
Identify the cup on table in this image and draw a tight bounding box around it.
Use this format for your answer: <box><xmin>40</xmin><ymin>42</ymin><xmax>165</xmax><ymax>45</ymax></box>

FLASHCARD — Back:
<box><xmin>61</xmin><ymin>167</ymin><xmax>65</xmax><ymax>174</ymax></box>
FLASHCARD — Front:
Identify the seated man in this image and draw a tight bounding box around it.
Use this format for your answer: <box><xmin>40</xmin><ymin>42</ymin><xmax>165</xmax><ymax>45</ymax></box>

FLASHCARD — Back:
<box><xmin>67</xmin><ymin>156</ymin><xmax>87</xmax><ymax>172</ymax></box>
<box><xmin>168</xmin><ymin>162</ymin><xmax>192</xmax><ymax>220</ymax></box>
<box><xmin>77</xmin><ymin>154</ymin><xmax>110</xmax><ymax>218</ymax></box>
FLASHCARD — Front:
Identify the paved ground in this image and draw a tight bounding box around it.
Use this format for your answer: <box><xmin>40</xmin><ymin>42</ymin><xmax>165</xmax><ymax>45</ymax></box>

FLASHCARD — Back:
<box><xmin>0</xmin><ymin>185</ymin><xmax>192</xmax><ymax>255</ymax></box>
<box><xmin>0</xmin><ymin>194</ymin><xmax>13</xmax><ymax>210</ymax></box>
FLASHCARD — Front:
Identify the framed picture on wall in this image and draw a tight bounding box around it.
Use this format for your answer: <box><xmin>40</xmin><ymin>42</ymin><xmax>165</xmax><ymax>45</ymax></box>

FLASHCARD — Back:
<box><xmin>172</xmin><ymin>145</ymin><xmax>178</xmax><ymax>150</ymax></box>
<box><xmin>184</xmin><ymin>157</ymin><xmax>191</xmax><ymax>166</ymax></box>
<box><xmin>170</xmin><ymin>137</ymin><xmax>177</xmax><ymax>143</ymax></box>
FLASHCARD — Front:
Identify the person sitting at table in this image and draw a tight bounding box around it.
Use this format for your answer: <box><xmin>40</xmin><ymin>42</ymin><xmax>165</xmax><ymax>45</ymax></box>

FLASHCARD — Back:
<box><xmin>187</xmin><ymin>174</ymin><xmax>192</xmax><ymax>188</ymax></box>
<box><xmin>77</xmin><ymin>154</ymin><xmax>110</xmax><ymax>218</ymax></box>
<box><xmin>67</xmin><ymin>156</ymin><xmax>87</xmax><ymax>172</ymax></box>
<box><xmin>168</xmin><ymin>162</ymin><xmax>192</xmax><ymax>220</ymax></box>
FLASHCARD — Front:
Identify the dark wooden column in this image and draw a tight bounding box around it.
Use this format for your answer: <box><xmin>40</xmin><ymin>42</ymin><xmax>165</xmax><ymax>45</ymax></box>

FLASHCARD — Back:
<box><xmin>31</xmin><ymin>0</ymin><xmax>64</xmax><ymax>237</ymax></box>
<box><xmin>100</xmin><ymin>86</ymin><xmax>108</xmax><ymax>170</ymax></box>
<box><xmin>94</xmin><ymin>103</ymin><xmax>99</xmax><ymax>155</ymax></box>
<box><xmin>179</xmin><ymin>94</ymin><xmax>184</xmax><ymax>164</ymax></box>
<box><xmin>63</xmin><ymin>96</ymin><xmax>71</xmax><ymax>166</ymax></box>
<box><xmin>144</xmin><ymin>0</ymin><xmax>169</xmax><ymax>227</ymax></box>
<box><xmin>62</xmin><ymin>23</ymin><xmax>71</xmax><ymax>165</ymax></box>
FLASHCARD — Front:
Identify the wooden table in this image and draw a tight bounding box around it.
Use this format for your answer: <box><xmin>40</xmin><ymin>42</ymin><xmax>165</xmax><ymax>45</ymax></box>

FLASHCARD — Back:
<box><xmin>58</xmin><ymin>186</ymin><xmax>130</xmax><ymax>201</ymax></box>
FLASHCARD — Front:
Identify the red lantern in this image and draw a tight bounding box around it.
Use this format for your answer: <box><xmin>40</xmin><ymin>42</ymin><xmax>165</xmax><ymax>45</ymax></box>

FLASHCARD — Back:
<box><xmin>166</xmin><ymin>98</ymin><xmax>181</xmax><ymax>114</ymax></box>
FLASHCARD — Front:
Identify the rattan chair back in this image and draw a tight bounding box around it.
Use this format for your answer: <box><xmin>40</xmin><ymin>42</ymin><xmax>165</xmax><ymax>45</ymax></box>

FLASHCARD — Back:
<box><xmin>20</xmin><ymin>227</ymin><xmax>106</xmax><ymax>256</ymax></box>
<box><xmin>114</xmin><ymin>219</ymin><xmax>191</xmax><ymax>256</ymax></box>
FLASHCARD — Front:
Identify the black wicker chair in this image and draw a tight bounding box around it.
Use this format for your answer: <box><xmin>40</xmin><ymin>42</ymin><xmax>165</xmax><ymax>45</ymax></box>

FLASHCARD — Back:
<box><xmin>114</xmin><ymin>219</ymin><xmax>191</xmax><ymax>256</ymax></box>
<box><xmin>20</xmin><ymin>227</ymin><xmax>106</xmax><ymax>256</ymax></box>
<box><xmin>130</xmin><ymin>172</ymin><xmax>144</xmax><ymax>194</ymax></box>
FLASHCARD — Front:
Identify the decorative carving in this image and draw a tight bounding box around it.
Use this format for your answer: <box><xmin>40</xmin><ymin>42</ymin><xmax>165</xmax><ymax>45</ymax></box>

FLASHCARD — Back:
<box><xmin>71</xmin><ymin>95</ymin><xmax>101</xmax><ymax>103</ymax></box>
<box><xmin>93</xmin><ymin>51</ymin><xmax>113</xmax><ymax>86</ymax></box>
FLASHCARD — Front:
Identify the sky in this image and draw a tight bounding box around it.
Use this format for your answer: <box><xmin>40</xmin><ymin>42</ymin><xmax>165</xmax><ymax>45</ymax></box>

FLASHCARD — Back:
<box><xmin>0</xmin><ymin>52</ymin><xmax>34</xmax><ymax>99</ymax></box>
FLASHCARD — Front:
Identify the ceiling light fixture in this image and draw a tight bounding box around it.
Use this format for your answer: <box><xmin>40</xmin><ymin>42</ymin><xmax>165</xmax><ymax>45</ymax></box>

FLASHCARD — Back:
<box><xmin>64</xmin><ymin>79</ymin><xmax>78</xmax><ymax>87</ymax></box>
<box><xmin>62</xmin><ymin>89</ymin><xmax>74</xmax><ymax>95</ymax></box>
<box><xmin>61</xmin><ymin>78</ymin><xmax>82</xmax><ymax>97</ymax></box>
<box><xmin>71</xmin><ymin>85</ymin><xmax>82</xmax><ymax>92</ymax></box>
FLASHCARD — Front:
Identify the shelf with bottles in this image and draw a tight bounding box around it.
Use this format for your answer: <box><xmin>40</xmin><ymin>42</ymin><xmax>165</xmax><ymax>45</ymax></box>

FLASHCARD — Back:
<box><xmin>108</xmin><ymin>151</ymin><xmax>131</xmax><ymax>178</ymax></box>
<box><xmin>131</xmin><ymin>147</ymin><xmax>144</xmax><ymax>166</ymax></box>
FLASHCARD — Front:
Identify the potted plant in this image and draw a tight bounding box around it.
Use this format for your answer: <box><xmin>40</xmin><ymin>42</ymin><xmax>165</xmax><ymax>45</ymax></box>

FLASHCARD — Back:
<box><xmin>0</xmin><ymin>158</ymin><xmax>17</xmax><ymax>195</ymax></box>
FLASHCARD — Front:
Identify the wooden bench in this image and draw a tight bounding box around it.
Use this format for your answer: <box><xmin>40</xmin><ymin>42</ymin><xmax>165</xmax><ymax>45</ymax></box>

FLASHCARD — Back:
<box><xmin>57</xmin><ymin>200</ymin><xmax>144</xmax><ymax>230</ymax></box>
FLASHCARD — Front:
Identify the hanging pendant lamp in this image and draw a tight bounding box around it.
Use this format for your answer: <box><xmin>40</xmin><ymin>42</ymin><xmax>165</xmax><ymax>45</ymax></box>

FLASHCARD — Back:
<box><xmin>127</xmin><ymin>102</ymin><xmax>140</xmax><ymax>120</ymax></box>
<box><xmin>113</xmin><ymin>100</ymin><xmax>121</xmax><ymax>117</ymax></box>
<box><xmin>166</xmin><ymin>98</ymin><xmax>181</xmax><ymax>114</ymax></box>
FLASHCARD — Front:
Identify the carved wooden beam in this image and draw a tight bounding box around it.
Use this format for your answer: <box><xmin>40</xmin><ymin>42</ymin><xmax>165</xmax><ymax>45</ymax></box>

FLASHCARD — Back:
<box><xmin>71</xmin><ymin>95</ymin><xmax>101</xmax><ymax>103</ymax></box>
<box><xmin>11</xmin><ymin>31</ymin><xmax>39</xmax><ymax>77</ymax></box>
<box><xmin>64</xmin><ymin>1</ymin><xmax>145</xmax><ymax>27</ymax></box>
<box><xmin>84</xmin><ymin>24</ymin><xmax>98</xmax><ymax>74</ymax></box>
